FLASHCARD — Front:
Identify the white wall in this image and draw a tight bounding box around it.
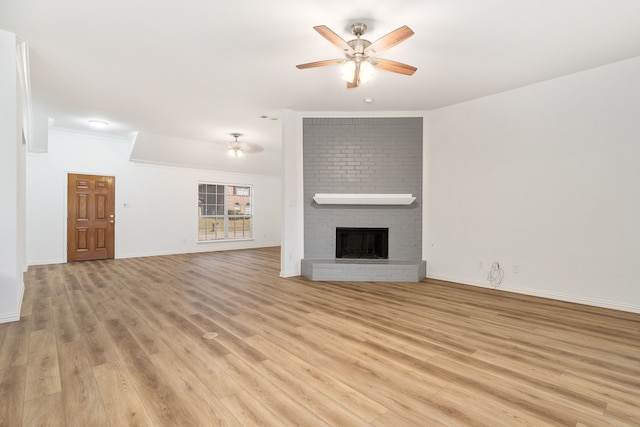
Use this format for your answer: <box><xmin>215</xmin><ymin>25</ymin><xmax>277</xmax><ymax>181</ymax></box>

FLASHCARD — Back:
<box><xmin>424</xmin><ymin>56</ymin><xmax>640</xmax><ymax>312</ymax></box>
<box><xmin>27</xmin><ymin>130</ymin><xmax>282</xmax><ymax>264</ymax></box>
<box><xmin>0</xmin><ymin>30</ymin><xmax>27</xmax><ymax>323</ymax></box>
<box><xmin>280</xmin><ymin>110</ymin><xmax>304</xmax><ymax>277</ymax></box>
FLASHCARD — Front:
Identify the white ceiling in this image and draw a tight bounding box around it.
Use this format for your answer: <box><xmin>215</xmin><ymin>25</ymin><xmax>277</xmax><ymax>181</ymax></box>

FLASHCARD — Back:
<box><xmin>2</xmin><ymin>0</ymin><xmax>640</xmax><ymax>174</ymax></box>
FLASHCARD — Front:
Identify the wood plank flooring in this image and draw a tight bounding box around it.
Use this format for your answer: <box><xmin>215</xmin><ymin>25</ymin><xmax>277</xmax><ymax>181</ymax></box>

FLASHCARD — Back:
<box><xmin>1</xmin><ymin>247</ymin><xmax>639</xmax><ymax>426</ymax></box>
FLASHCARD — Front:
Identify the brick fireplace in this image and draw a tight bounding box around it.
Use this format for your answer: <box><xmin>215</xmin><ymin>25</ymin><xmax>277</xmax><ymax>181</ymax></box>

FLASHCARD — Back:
<box><xmin>301</xmin><ymin>117</ymin><xmax>426</xmax><ymax>282</ymax></box>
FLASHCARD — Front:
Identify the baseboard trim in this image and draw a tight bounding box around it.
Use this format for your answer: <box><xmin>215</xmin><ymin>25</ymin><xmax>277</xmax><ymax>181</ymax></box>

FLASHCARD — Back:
<box><xmin>117</xmin><ymin>245</ymin><xmax>279</xmax><ymax>260</ymax></box>
<box><xmin>28</xmin><ymin>258</ymin><xmax>65</xmax><ymax>266</ymax></box>
<box><xmin>280</xmin><ymin>271</ymin><xmax>298</xmax><ymax>278</ymax></box>
<box><xmin>0</xmin><ymin>312</ymin><xmax>20</xmax><ymax>324</ymax></box>
<box><xmin>17</xmin><ymin>281</ymin><xmax>24</xmax><ymax>318</ymax></box>
<box><xmin>427</xmin><ymin>274</ymin><xmax>640</xmax><ymax>314</ymax></box>
<box><xmin>0</xmin><ymin>279</ymin><xmax>25</xmax><ymax>325</ymax></box>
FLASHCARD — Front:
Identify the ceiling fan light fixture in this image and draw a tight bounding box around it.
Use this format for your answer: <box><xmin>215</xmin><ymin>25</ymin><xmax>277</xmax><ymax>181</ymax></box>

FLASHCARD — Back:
<box><xmin>341</xmin><ymin>60</ymin><xmax>356</xmax><ymax>82</ymax></box>
<box><xmin>227</xmin><ymin>145</ymin><xmax>246</xmax><ymax>158</ymax></box>
<box><xmin>340</xmin><ymin>60</ymin><xmax>374</xmax><ymax>85</ymax></box>
<box><xmin>228</xmin><ymin>146</ymin><xmax>245</xmax><ymax>158</ymax></box>
<box><xmin>227</xmin><ymin>133</ymin><xmax>245</xmax><ymax>158</ymax></box>
<box><xmin>359</xmin><ymin>60</ymin><xmax>374</xmax><ymax>84</ymax></box>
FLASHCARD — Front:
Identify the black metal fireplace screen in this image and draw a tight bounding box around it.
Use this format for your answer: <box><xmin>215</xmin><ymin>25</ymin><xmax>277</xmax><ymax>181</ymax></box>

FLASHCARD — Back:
<box><xmin>335</xmin><ymin>227</ymin><xmax>389</xmax><ymax>260</ymax></box>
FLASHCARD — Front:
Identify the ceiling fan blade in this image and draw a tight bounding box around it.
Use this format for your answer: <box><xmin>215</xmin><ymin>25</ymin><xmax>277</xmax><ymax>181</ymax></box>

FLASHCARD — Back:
<box><xmin>239</xmin><ymin>143</ymin><xmax>264</xmax><ymax>154</ymax></box>
<box><xmin>314</xmin><ymin>25</ymin><xmax>355</xmax><ymax>55</ymax></box>
<box><xmin>365</xmin><ymin>25</ymin><xmax>414</xmax><ymax>57</ymax></box>
<box><xmin>372</xmin><ymin>58</ymin><xmax>417</xmax><ymax>76</ymax></box>
<box><xmin>296</xmin><ymin>59</ymin><xmax>344</xmax><ymax>69</ymax></box>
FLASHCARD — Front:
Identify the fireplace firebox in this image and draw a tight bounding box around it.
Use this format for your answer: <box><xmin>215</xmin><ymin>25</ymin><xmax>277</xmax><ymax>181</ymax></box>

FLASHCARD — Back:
<box><xmin>335</xmin><ymin>227</ymin><xmax>389</xmax><ymax>260</ymax></box>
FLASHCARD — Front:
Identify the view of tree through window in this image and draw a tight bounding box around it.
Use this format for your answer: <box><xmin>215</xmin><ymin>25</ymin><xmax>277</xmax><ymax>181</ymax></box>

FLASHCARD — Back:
<box><xmin>198</xmin><ymin>184</ymin><xmax>252</xmax><ymax>241</ymax></box>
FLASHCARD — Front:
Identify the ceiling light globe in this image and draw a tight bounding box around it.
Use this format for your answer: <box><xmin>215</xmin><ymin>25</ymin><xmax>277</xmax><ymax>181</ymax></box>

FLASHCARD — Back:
<box><xmin>341</xmin><ymin>60</ymin><xmax>356</xmax><ymax>82</ymax></box>
<box><xmin>359</xmin><ymin>61</ymin><xmax>374</xmax><ymax>84</ymax></box>
<box><xmin>228</xmin><ymin>147</ymin><xmax>245</xmax><ymax>158</ymax></box>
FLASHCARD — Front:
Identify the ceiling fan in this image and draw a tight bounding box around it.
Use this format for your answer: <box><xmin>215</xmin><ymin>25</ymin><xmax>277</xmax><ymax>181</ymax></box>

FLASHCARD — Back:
<box><xmin>227</xmin><ymin>133</ymin><xmax>263</xmax><ymax>158</ymax></box>
<box><xmin>296</xmin><ymin>23</ymin><xmax>417</xmax><ymax>88</ymax></box>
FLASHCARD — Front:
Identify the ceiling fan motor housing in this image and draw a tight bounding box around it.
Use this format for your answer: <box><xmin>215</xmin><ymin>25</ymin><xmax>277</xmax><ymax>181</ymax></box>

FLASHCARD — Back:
<box><xmin>348</xmin><ymin>23</ymin><xmax>371</xmax><ymax>62</ymax></box>
<box><xmin>347</xmin><ymin>38</ymin><xmax>371</xmax><ymax>62</ymax></box>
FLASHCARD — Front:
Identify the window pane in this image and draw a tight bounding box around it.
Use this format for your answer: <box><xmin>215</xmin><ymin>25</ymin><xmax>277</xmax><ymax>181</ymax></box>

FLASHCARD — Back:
<box><xmin>199</xmin><ymin>183</ymin><xmax>252</xmax><ymax>241</ymax></box>
<box><xmin>199</xmin><ymin>216</ymin><xmax>224</xmax><ymax>240</ymax></box>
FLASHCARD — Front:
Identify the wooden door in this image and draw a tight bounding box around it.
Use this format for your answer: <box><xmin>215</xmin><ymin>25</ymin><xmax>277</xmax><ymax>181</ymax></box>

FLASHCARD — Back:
<box><xmin>67</xmin><ymin>173</ymin><xmax>115</xmax><ymax>261</ymax></box>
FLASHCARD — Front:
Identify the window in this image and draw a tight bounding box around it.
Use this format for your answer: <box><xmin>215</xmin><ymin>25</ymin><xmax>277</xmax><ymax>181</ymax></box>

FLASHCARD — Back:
<box><xmin>198</xmin><ymin>183</ymin><xmax>252</xmax><ymax>241</ymax></box>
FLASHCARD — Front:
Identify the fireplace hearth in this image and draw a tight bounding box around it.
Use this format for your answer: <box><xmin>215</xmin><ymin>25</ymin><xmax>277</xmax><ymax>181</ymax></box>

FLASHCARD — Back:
<box><xmin>336</xmin><ymin>227</ymin><xmax>388</xmax><ymax>260</ymax></box>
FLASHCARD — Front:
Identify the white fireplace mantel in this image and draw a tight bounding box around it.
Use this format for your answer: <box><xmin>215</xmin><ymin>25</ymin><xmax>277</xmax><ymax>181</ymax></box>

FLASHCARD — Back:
<box><xmin>313</xmin><ymin>193</ymin><xmax>416</xmax><ymax>206</ymax></box>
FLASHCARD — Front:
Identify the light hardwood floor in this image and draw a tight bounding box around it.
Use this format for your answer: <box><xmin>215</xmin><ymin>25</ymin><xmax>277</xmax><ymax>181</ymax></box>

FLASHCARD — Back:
<box><xmin>1</xmin><ymin>247</ymin><xmax>639</xmax><ymax>426</ymax></box>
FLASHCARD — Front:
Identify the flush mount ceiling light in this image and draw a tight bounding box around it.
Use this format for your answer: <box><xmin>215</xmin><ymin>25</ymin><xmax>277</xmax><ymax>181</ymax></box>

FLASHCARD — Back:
<box><xmin>296</xmin><ymin>23</ymin><xmax>417</xmax><ymax>88</ymax></box>
<box><xmin>88</xmin><ymin>119</ymin><xmax>109</xmax><ymax>128</ymax></box>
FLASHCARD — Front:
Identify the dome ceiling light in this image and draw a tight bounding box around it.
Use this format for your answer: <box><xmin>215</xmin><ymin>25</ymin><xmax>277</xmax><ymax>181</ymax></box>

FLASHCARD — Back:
<box><xmin>88</xmin><ymin>119</ymin><xmax>109</xmax><ymax>128</ymax></box>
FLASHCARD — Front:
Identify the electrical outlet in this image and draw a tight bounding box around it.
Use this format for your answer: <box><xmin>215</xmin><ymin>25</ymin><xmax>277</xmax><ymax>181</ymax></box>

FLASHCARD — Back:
<box><xmin>478</xmin><ymin>261</ymin><xmax>484</xmax><ymax>270</ymax></box>
<box><xmin>513</xmin><ymin>264</ymin><xmax>520</xmax><ymax>274</ymax></box>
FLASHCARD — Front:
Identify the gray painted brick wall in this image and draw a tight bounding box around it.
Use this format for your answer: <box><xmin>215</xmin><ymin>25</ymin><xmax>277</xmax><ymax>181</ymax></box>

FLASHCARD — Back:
<box><xmin>303</xmin><ymin>117</ymin><xmax>423</xmax><ymax>261</ymax></box>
